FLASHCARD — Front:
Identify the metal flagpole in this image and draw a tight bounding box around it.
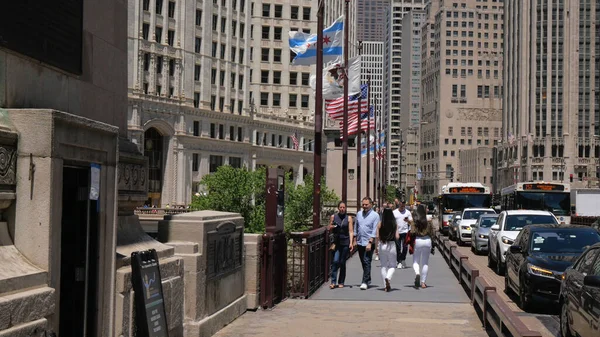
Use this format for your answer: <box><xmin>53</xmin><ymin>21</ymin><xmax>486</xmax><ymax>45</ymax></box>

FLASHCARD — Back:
<box><xmin>377</xmin><ymin>101</ymin><xmax>382</xmax><ymax>207</ymax></box>
<box><xmin>341</xmin><ymin>0</ymin><xmax>350</xmax><ymax>203</ymax></box>
<box><xmin>312</xmin><ymin>0</ymin><xmax>324</xmax><ymax>229</ymax></box>
<box><xmin>366</xmin><ymin>72</ymin><xmax>371</xmax><ymax>199</ymax></box>
<box><xmin>356</xmin><ymin>41</ymin><xmax>363</xmax><ymax>212</ymax></box>
<box><xmin>374</xmin><ymin>97</ymin><xmax>378</xmax><ymax>206</ymax></box>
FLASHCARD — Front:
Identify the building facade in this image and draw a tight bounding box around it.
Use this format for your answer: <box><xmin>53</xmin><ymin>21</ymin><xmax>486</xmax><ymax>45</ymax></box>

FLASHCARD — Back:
<box><xmin>420</xmin><ymin>0</ymin><xmax>504</xmax><ymax>201</ymax></box>
<box><xmin>459</xmin><ymin>147</ymin><xmax>495</xmax><ymax>192</ymax></box>
<box><xmin>356</xmin><ymin>0</ymin><xmax>391</xmax><ymax>42</ymax></box>
<box><xmin>128</xmin><ymin>0</ymin><xmax>317</xmax><ymax>207</ymax></box>
<box><xmin>498</xmin><ymin>0</ymin><xmax>600</xmax><ymax>189</ymax></box>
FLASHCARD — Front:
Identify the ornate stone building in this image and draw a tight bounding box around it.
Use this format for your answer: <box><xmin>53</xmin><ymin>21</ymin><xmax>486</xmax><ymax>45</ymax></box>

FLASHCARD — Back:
<box><xmin>128</xmin><ymin>0</ymin><xmax>318</xmax><ymax>207</ymax></box>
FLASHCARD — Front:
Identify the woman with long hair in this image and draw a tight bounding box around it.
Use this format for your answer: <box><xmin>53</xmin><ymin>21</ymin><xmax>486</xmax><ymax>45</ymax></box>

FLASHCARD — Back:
<box><xmin>376</xmin><ymin>208</ymin><xmax>399</xmax><ymax>292</ymax></box>
<box><xmin>328</xmin><ymin>201</ymin><xmax>354</xmax><ymax>288</ymax></box>
<box><xmin>410</xmin><ymin>204</ymin><xmax>436</xmax><ymax>288</ymax></box>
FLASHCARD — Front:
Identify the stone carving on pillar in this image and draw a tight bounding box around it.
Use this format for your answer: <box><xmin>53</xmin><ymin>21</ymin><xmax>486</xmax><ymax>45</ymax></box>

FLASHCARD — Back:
<box><xmin>118</xmin><ymin>137</ymin><xmax>149</xmax><ymax>215</ymax></box>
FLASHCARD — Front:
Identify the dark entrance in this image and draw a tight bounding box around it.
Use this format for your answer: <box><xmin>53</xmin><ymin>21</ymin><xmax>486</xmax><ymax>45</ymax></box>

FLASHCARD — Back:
<box><xmin>59</xmin><ymin>166</ymin><xmax>99</xmax><ymax>336</ymax></box>
<box><xmin>144</xmin><ymin>127</ymin><xmax>164</xmax><ymax>206</ymax></box>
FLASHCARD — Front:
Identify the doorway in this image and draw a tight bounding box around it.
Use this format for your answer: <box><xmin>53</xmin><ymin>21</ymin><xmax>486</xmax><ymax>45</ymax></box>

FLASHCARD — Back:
<box><xmin>59</xmin><ymin>166</ymin><xmax>99</xmax><ymax>336</ymax></box>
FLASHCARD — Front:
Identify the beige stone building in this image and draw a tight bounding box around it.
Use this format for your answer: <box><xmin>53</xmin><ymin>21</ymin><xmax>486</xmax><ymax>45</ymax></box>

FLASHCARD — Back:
<box><xmin>128</xmin><ymin>0</ymin><xmax>318</xmax><ymax>208</ymax></box>
<box><xmin>498</xmin><ymin>0</ymin><xmax>600</xmax><ymax>189</ymax></box>
<box><xmin>458</xmin><ymin>147</ymin><xmax>494</xmax><ymax>192</ymax></box>
<box><xmin>420</xmin><ymin>0</ymin><xmax>504</xmax><ymax>201</ymax></box>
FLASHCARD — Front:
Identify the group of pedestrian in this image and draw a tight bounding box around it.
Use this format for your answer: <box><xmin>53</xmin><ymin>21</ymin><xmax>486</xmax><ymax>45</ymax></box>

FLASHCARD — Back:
<box><xmin>328</xmin><ymin>197</ymin><xmax>436</xmax><ymax>291</ymax></box>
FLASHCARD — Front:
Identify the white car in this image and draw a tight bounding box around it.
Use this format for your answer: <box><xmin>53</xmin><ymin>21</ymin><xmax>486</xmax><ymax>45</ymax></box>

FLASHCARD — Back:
<box><xmin>457</xmin><ymin>208</ymin><xmax>497</xmax><ymax>246</ymax></box>
<box><xmin>488</xmin><ymin>210</ymin><xmax>559</xmax><ymax>275</ymax></box>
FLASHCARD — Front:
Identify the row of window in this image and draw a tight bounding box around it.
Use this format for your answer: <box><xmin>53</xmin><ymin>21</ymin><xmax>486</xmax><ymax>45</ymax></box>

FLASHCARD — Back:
<box><xmin>208</xmin><ymin>68</ymin><xmax>244</xmax><ymax>90</ymax></box>
<box><xmin>444</xmin><ymin>68</ymin><xmax>501</xmax><ymax>79</ymax></box>
<box><xmin>142</xmin><ymin>0</ymin><xmax>176</xmax><ymax>18</ymax></box>
<box><xmin>192</xmin><ymin>94</ymin><xmax>244</xmax><ymax>115</ymax></box>
<box><xmin>193</xmin><ymin>154</ymin><xmax>243</xmax><ymax>173</ymax></box>
<box><xmin>207</xmin><ymin>123</ymin><xmax>244</xmax><ymax>142</ymax></box>
<box><xmin>142</xmin><ymin>24</ymin><xmax>175</xmax><ymax>46</ymax></box>
<box><xmin>258</xmin><ymin>93</ymin><xmax>310</xmax><ymax>108</ymax></box>
<box><xmin>207</xmin><ymin>41</ymin><xmax>245</xmax><ymax>63</ymax></box>
<box><xmin>209</xmin><ymin>15</ymin><xmax>245</xmax><ymax>38</ymax></box>
<box><xmin>259</xmin><ymin>70</ymin><xmax>310</xmax><ymax>86</ymax></box>
<box><xmin>447</xmin><ymin>126</ymin><xmax>501</xmax><ymax>137</ymax></box>
<box><xmin>258</xmin><ymin>4</ymin><xmax>311</xmax><ymax>20</ymax></box>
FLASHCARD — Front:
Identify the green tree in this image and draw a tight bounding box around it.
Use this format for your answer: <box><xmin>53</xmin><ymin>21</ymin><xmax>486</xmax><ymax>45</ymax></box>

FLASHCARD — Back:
<box><xmin>283</xmin><ymin>173</ymin><xmax>339</xmax><ymax>233</ymax></box>
<box><xmin>191</xmin><ymin>166</ymin><xmax>266</xmax><ymax>233</ymax></box>
<box><xmin>385</xmin><ymin>184</ymin><xmax>397</xmax><ymax>203</ymax></box>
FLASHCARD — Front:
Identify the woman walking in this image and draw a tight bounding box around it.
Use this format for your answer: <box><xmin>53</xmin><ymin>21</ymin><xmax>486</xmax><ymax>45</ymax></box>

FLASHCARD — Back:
<box><xmin>329</xmin><ymin>201</ymin><xmax>354</xmax><ymax>288</ymax></box>
<box><xmin>377</xmin><ymin>208</ymin><xmax>399</xmax><ymax>292</ymax></box>
<box><xmin>410</xmin><ymin>204</ymin><xmax>436</xmax><ymax>288</ymax></box>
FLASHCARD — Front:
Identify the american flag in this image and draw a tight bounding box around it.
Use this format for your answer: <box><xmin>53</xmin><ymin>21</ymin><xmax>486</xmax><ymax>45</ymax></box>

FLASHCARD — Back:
<box><xmin>325</xmin><ymin>84</ymin><xmax>368</xmax><ymax>120</ymax></box>
<box><xmin>340</xmin><ymin>106</ymin><xmax>375</xmax><ymax>136</ymax></box>
<box><xmin>291</xmin><ymin>132</ymin><xmax>299</xmax><ymax>150</ymax></box>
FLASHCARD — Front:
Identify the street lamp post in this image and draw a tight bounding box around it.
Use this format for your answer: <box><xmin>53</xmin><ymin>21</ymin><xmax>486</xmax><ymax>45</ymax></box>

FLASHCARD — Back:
<box><xmin>356</xmin><ymin>40</ymin><xmax>363</xmax><ymax>212</ymax></box>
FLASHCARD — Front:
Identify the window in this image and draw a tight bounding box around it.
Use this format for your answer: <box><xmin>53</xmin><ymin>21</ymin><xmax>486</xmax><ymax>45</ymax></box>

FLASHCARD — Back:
<box><xmin>260</xmin><ymin>92</ymin><xmax>269</xmax><ymax>106</ymax></box>
<box><xmin>195</xmin><ymin>10</ymin><xmax>202</xmax><ymax>25</ymax></box>
<box><xmin>210</xmin><ymin>95</ymin><xmax>216</xmax><ymax>110</ymax></box>
<box><xmin>272</xmin><ymin>93</ymin><xmax>281</xmax><ymax>106</ymax></box>
<box><xmin>261</xmin><ymin>48</ymin><xmax>269</xmax><ymax>62</ymax></box>
<box><xmin>143</xmin><ymin>0</ymin><xmax>150</xmax><ymax>11</ymax></box>
<box><xmin>273</xmin><ymin>49</ymin><xmax>282</xmax><ymax>62</ymax></box>
<box><xmin>168</xmin><ymin>1</ymin><xmax>175</xmax><ymax>18</ymax></box>
<box><xmin>301</xmin><ymin>73</ymin><xmax>309</xmax><ymax>85</ymax></box>
<box><xmin>209</xmin><ymin>155</ymin><xmax>223</xmax><ymax>173</ymax></box>
<box><xmin>194</xmin><ymin>65</ymin><xmax>200</xmax><ymax>81</ymax></box>
<box><xmin>231</xmin><ymin>47</ymin><xmax>236</xmax><ymax>62</ymax></box>
<box><xmin>155</xmin><ymin>26</ymin><xmax>163</xmax><ymax>43</ymax></box>
<box><xmin>156</xmin><ymin>56</ymin><xmax>163</xmax><ymax>73</ymax></box>
<box><xmin>274</xmin><ymin>27</ymin><xmax>282</xmax><ymax>40</ymax></box>
<box><xmin>211</xmin><ymin>68</ymin><xmax>216</xmax><ymax>84</ymax></box>
<box><xmin>221</xmin><ymin>18</ymin><xmax>226</xmax><ymax>33</ymax></box>
<box><xmin>230</xmin><ymin>73</ymin><xmax>236</xmax><ymax>88</ymax></box>
<box><xmin>262</xmin><ymin>4</ymin><xmax>270</xmax><ymax>17</ymax></box>
<box><xmin>231</xmin><ymin>20</ymin><xmax>237</xmax><ymax>36</ymax></box>
<box><xmin>273</xmin><ymin>71</ymin><xmax>281</xmax><ymax>84</ymax></box>
<box><xmin>210</xmin><ymin>123</ymin><xmax>216</xmax><ymax>138</ymax></box>
<box><xmin>212</xmin><ymin>15</ymin><xmax>218</xmax><ymax>30</ymax></box>
<box><xmin>229</xmin><ymin>126</ymin><xmax>235</xmax><ymax>141</ymax></box>
<box><xmin>237</xmin><ymin>127</ymin><xmax>243</xmax><ymax>141</ymax></box>
<box><xmin>460</xmin><ymin>85</ymin><xmax>466</xmax><ymax>97</ymax></box>
<box><xmin>291</xmin><ymin>6</ymin><xmax>299</xmax><ymax>19</ymax></box>
<box><xmin>452</xmin><ymin>84</ymin><xmax>457</xmax><ymax>97</ymax></box>
<box><xmin>303</xmin><ymin>7</ymin><xmax>311</xmax><ymax>20</ymax></box>
<box><xmin>289</xmin><ymin>94</ymin><xmax>297</xmax><ymax>107</ymax></box>
<box><xmin>290</xmin><ymin>72</ymin><xmax>298</xmax><ymax>85</ymax></box>
<box><xmin>218</xmin><ymin>124</ymin><xmax>225</xmax><ymax>139</ymax></box>
<box><xmin>301</xmin><ymin>95</ymin><xmax>309</xmax><ymax>108</ymax></box>
<box><xmin>261</xmin><ymin>70</ymin><xmax>269</xmax><ymax>84</ymax></box>
<box><xmin>195</xmin><ymin>37</ymin><xmax>201</xmax><ymax>53</ymax></box>
<box><xmin>211</xmin><ymin>42</ymin><xmax>217</xmax><ymax>57</ymax></box>
<box><xmin>192</xmin><ymin>153</ymin><xmax>199</xmax><ymax>172</ymax></box>
<box><xmin>219</xmin><ymin>97</ymin><xmax>224</xmax><ymax>112</ymax></box>
<box><xmin>143</xmin><ymin>23</ymin><xmax>150</xmax><ymax>40</ymax></box>
<box><xmin>156</xmin><ymin>0</ymin><xmax>163</xmax><ymax>14</ymax></box>
<box><xmin>262</xmin><ymin>26</ymin><xmax>270</xmax><ymax>39</ymax></box>
<box><xmin>220</xmin><ymin>43</ymin><xmax>226</xmax><ymax>59</ymax></box>
<box><xmin>168</xmin><ymin>59</ymin><xmax>175</xmax><ymax>76</ymax></box>
<box><xmin>167</xmin><ymin>30</ymin><xmax>175</xmax><ymax>46</ymax></box>
<box><xmin>239</xmin><ymin>49</ymin><xmax>245</xmax><ymax>63</ymax></box>
<box><xmin>193</xmin><ymin>92</ymin><xmax>200</xmax><ymax>107</ymax></box>
<box><xmin>229</xmin><ymin>157</ymin><xmax>242</xmax><ymax>168</ymax></box>
<box><xmin>193</xmin><ymin>121</ymin><xmax>200</xmax><ymax>136</ymax></box>
<box><xmin>238</xmin><ymin>75</ymin><xmax>244</xmax><ymax>90</ymax></box>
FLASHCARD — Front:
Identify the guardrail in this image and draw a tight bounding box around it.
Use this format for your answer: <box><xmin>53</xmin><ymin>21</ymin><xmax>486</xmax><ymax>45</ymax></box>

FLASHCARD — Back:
<box><xmin>288</xmin><ymin>227</ymin><xmax>330</xmax><ymax>299</ymax></box>
<box><xmin>434</xmin><ymin>232</ymin><xmax>542</xmax><ymax>337</ymax></box>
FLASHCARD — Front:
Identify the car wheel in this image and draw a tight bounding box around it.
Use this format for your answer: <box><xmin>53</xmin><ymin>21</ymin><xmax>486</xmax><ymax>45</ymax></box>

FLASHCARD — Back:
<box><xmin>504</xmin><ymin>272</ymin><xmax>512</xmax><ymax>295</ymax></box>
<box><xmin>560</xmin><ymin>299</ymin><xmax>574</xmax><ymax>337</ymax></box>
<box><xmin>457</xmin><ymin>235</ymin><xmax>463</xmax><ymax>246</ymax></box>
<box><xmin>518</xmin><ymin>276</ymin><xmax>531</xmax><ymax>311</ymax></box>
<box><xmin>495</xmin><ymin>248</ymin><xmax>504</xmax><ymax>275</ymax></box>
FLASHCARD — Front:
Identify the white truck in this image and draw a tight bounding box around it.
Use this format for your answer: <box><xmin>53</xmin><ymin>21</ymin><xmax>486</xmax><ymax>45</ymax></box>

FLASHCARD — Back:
<box><xmin>570</xmin><ymin>188</ymin><xmax>600</xmax><ymax>217</ymax></box>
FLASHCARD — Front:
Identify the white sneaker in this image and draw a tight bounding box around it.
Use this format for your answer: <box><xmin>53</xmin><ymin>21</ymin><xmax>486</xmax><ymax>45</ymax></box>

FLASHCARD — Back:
<box><xmin>374</xmin><ymin>254</ymin><xmax>379</xmax><ymax>261</ymax></box>
<box><xmin>400</xmin><ymin>260</ymin><xmax>406</xmax><ymax>269</ymax></box>
<box><xmin>397</xmin><ymin>262</ymin><xmax>403</xmax><ymax>269</ymax></box>
<box><xmin>360</xmin><ymin>283</ymin><xmax>367</xmax><ymax>290</ymax></box>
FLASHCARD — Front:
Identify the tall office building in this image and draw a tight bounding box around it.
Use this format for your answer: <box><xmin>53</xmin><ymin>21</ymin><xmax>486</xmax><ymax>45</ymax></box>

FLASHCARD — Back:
<box><xmin>499</xmin><ymin>0</ymin><xmax>600</xmax><ymax>188</ymax></box>
<box><xmin>249</xmin><ymin>1</ymin><xmax>317</xmax><ymax>121</ymax></box>
<box><xmin>399</xmin><ymin>10</ymin><xmax>425</xmax><ymax>196</ymax></box>
<box><xmin>420</xmin><ymin>0</ymin><xmax>504</xmax><ymax>200</ymax></box>
<box><xmin>128</xmin><ymin>0</ymin><xmax>317</xmax><ymax>207</ymax></box>
<box><xmin>384</xmin><ymin>0</ymin><xmax>427</xmax><ymax>187</ymax></box>
<box><xmin>324</xmin><ymin>0</ymin><xmax>358</xmax><ymax>57</ymax></box>
<box><xmin>356</xmin><ymin>0</ymin><xmax>390</xmax><ymax>42</ymax></box>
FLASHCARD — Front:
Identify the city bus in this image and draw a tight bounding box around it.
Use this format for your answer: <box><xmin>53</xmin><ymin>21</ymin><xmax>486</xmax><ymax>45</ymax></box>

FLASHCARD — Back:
<box><xmin>500</xmin><ymin>182</ymin><xmax>571</xmax><ymax>224</ymax></box>
<box><xmin>437</xmin><ymin>182</ymin><xmax>492</xmax><ymax>233</ymax></box>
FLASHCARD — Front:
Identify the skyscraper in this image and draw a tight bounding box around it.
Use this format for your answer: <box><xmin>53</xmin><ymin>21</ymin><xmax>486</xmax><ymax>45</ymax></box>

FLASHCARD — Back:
<box><xmin>356</xmin><ymin>0</ymin><xmax>390</xmax><ymax>42</ymax></box>
<box><xmin>500</xmin><ymin>0</ymin><xmax>600</xmax><ymax>187</ymax></box>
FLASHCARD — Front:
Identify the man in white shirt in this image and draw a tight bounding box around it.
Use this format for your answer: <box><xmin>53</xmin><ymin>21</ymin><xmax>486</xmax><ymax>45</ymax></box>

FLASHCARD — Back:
<box><xmin>393</xmin><ymin>199</ymin><xmax>413</xmax><ymax>268</ymax></box>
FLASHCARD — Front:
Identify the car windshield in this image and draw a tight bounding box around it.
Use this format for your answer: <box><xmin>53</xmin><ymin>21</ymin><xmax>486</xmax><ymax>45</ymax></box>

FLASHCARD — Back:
<box><xmin>530</xmin><ymin>230</ymin><xmax>600</xmax><ymax>254</ymax></box>
<box><xmin>515</xmin><ymin>192</ymin><xmax>571</xmax><ymax>216</ymax></box>
<box><xmin>463</xmin><ymin>210</ymin><xmax>496</xmax><ymax>220</ymax></box>
<box><xmin>479</xmin><ymin>217</ymin><xmax>498</xmax><ymax>228</ymax></box>
<box><xmin>504</xmin><ymin>214</ymin><xmax>558</xmax><ymax>231</ymax></box>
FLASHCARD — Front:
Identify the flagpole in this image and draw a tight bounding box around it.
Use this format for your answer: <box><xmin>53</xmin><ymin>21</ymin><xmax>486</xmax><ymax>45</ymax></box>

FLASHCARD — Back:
<box><xmin>341</xmin><ymin>0</ymin><xmax>350</xmax><ymax>203</ymax></box>
<box><xmin>312</xmin><ymin>0</ymin><xmax>324</xmax><ymax>229</ymax></box>
<box><xmin>366</xmin><ymin>72</ymin><xmax>371</xmax><ymax>199</ymax></box>
<box><xmin>356</xmin><ymin>41</ymin><xmax>363</xmax><ymax>212</ymax></box>
<box><xmin>374</xmin><ymin>98</ymin><xmax>378</xmax><ymax>207</ymax></box>
<box><xmin>378</xmin><ymin>100</ymin><xmax>382</xmax><ymax>207</ymax></box>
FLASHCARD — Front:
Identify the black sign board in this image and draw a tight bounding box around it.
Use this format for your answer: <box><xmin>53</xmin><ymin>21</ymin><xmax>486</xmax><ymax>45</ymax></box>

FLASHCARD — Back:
<box><xmin>0</xmin><ymin>0</ymin><xmax>83</xmax><ymax>74</ymax></box>
<box><xmin>131</xmin><ymin>249</ymin><xmax>169</xmax><ymax>337</ymax></box>
<box><xmin>523</xmin><ymin>183</ymin><xmax>565</xmax><ymax>191</ymax></box>
<box><xmin>206</xmin><ymin>222</ymin><xmax>243</xmax><ymax>281</ymax></box>
<box><xmin>449</xmin><ymin>187</ymin><xmax>486</xmax><ymax>193</ymax></box>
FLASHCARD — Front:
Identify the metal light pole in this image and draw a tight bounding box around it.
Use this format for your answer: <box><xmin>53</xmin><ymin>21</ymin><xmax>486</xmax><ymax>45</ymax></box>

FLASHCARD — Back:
<box><xmin>312</xmin><ymin>0</ymin><xmax>324</xmax><ymax>229</ymax></box>
<box><xmin>399</xmin><ymin>129</ymin><xmax>403</xmax><ymax>199</ymax></box>
<box><xmin>366</xmin><ymin>72</ymin><xmax>371</xmax><ymax>199</ymax></box>
<box><xmin>356</xmin><ymin>40</ymin><xmax>363</xmax><ymax>212</ymax></box>
<box><xmin>373</xmin><ymin>97</ymin><xmax>378</xmax><ymax>205</ymax></box>
<box><xmin>341</xmin><ymin>0</ymin><xmax>350</xmax><ymax>203</ymax></box>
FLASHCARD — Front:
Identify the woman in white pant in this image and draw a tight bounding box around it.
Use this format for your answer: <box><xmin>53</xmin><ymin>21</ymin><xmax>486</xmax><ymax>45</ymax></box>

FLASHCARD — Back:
<box><xmin>376</xmin><ymin>208</ymin><xmax>399</xmax><ymax>292</ymax></box>
<box><xmin>410</xmin><ymin>204</ymin><xmax>436</xmax><ymax>288</ymax></box>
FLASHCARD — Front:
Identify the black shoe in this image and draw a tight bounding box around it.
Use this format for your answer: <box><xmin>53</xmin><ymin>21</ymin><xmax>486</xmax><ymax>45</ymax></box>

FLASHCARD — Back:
<box><xmin>414</xmin><ymin>274</ymin><xmax>420</xmax><ymax>288</ymax></box>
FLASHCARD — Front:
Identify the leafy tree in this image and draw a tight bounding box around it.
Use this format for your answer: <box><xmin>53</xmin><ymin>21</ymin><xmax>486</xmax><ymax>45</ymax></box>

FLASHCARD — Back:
<box><xmin>191</xmin><ymin>166</ymin><xmax>266</xmax><ymax>233</ymax></box>
<box><xmin>284</xmin><ymin>174</ymin><xmax>339</xmax><ymax>233</ymax></box>
<box><xmin>385</xmin><ymin>184</ymin><xmax>397</xmax><ymax>203</ymax></box>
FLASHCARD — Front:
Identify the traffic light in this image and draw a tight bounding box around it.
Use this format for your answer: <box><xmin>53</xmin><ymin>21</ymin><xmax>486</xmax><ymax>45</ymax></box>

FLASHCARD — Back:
<box><xmin>569</xmin><ymin>173</ymin><xmax>573</xmax><ymax>183</ymax></box>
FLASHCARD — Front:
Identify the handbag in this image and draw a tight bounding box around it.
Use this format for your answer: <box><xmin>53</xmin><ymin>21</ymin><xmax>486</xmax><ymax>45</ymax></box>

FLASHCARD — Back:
<box><xmin>405</xmin><ymin>232</ymin><xmax>415</xmax><ymax>255</ymax></box>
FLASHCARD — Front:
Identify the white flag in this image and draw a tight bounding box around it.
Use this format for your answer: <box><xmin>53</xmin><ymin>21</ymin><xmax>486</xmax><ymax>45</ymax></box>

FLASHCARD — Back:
<box><xmin>310</xmin><ymin>55</ymin><xmax>362</xmax><ymax>99</ymax></box>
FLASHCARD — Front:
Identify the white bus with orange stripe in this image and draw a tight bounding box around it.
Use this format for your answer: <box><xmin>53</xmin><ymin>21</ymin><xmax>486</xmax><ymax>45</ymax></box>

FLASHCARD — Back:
<box><xmin>500</xmin><ymin>182</ymin><xmax>571</xmax><ymax>224</ymax></box>
<box><xmin>437</xmin><ymin>183</ymin><xmax>492</xmax><ymax>234</ymax></box>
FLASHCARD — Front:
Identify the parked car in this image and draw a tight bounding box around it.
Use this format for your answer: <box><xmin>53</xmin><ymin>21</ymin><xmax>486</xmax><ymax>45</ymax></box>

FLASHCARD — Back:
<box><xmin>504</xmin><ymin>225</ymin><xmax>600</xmax><ymax>311</ymax></box>
<box><xmin>488</xmin><ymin>210</ymin><xmax>558</xmax><ymax>275</ymax></box>
<box><xmin>448</xmin><ymin>212</ymin><xmax>462</xmax><ymax>241</ymax></box>
<box><xmin>560</xmin><ymin>242</ymin><xmax>600</xmax><ymax>337</ymax></box>
<box><xmin>456</xmin><ymin>208</ymin><xmax>496</xmax><ymax>246</ymax></box>
<box><xmin>471</xmin><ymin>214</ymin><xmax>499</xmax><ymax>254</ymax></box>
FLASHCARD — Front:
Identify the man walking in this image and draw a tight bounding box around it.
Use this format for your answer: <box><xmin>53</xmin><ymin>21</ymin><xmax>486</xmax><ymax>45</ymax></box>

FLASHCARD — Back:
<box><xmin>353</xmin><ymin>197</ymin><xmax>380</xmax><ymax>290</ymax></box>
<box><xmin>393</xmin><ymin>199</ymin><xmax>413</xmax><ymax>268</ymax></box>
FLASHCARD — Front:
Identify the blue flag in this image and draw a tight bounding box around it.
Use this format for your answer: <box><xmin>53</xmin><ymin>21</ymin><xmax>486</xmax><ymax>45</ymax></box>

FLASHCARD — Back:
<box><xmin>289</xmin><ymin>16</ymin><xmax>344</xmax><ymax>65</ymax></box>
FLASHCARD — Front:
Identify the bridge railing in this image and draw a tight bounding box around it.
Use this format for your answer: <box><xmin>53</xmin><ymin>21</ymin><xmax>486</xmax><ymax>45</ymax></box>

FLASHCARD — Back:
<box><xmin>288</xmin><ymin>227</ymin><xmax>330</xmax><ymax>299</ymax></box>
<box><xmin>434</xmin><ymin>232</ymin><xmax>542</xmax><ymax>337</ymax></box>
<box><xmin>134</xmin><ymin>207</ymin><xmax>193</xmax><ymax>215</ymax></box>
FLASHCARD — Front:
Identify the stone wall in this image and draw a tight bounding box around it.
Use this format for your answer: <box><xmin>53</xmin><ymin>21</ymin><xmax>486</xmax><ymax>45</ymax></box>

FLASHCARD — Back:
<box><xmin>243</xmin><ymin>234</ymin><xmax>262</xmax><ymax>310</ymax></box>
